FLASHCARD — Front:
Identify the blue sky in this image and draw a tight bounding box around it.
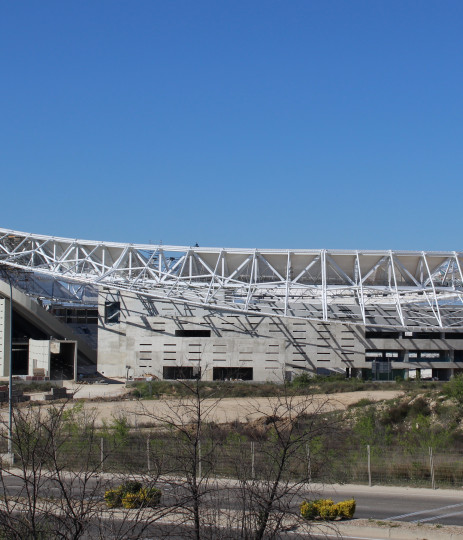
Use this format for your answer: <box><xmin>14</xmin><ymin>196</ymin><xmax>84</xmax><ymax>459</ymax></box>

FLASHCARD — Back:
<box><xmin>1</xmin><ymin>1</ymin><xmax>462</xmax><ymax>250</ymax></box>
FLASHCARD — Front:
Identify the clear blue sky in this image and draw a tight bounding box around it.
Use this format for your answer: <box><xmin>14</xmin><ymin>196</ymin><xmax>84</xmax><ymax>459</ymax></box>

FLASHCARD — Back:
<box><xmin>1</xmin><ymin>1</ymin><xmax>462</xmax><ymax>250</ymax></box>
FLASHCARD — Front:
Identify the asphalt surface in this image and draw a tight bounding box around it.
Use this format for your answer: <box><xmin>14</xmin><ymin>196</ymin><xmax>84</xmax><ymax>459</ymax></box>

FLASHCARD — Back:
<box><xmin>2</xmin><ymin>473</ymin><xmax>463</xmax><ymax>528</ymax></box>
<box><xmin>315</xmin><ymin>483</ymin><xmax>463</xmax><ymax>526</ymax></box>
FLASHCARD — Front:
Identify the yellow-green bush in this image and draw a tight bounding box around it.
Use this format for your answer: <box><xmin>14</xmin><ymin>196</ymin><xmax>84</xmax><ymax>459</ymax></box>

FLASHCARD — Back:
<box><xmin>300</xmin><ymin>500</ymin><xmax>318</xmax><ymax>520</ymax></box>
<box><xmin>121</xmin><ymin>487</ymin><xmax>162</xmax><ymax>509</ymax></box>
<box><xmin>122</xmin><ymin>492</ymin><xmax>140</xmax><ymax>509</ymax></box>
<box><xmin>104</xmin><ymin>489</ymin><xmax>122</xmax><ymax>509</ymax></box>
<box><xmin>141</xmin><ymin>487</ymin><xmax>162</xmax><ymax>507</ymax></box>
<box><xmin>334</xmin><ymin>498</ymin><xmax>356</xmax><ymax>519</ymax></box>
<box><xmin>300</xmin><ymin>498</ymin><xmax>356</xmax><ymax>521</ymax></box>
<box><xmin>105</xmin><ymin>483</ymin><xmax>162</xmax><ymax>509</ymax></box>
<box><xmin>315</xmin><ymin>499</ymin><xmax>338</xmax><ymax>520</ymax></box>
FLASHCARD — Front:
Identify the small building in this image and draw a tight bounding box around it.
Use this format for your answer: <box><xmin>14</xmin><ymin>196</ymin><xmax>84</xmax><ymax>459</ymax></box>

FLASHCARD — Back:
<box><xmin>28</xmin><ymin>339</ymin><xmax>77</xmax><ymax>380</ymax></box>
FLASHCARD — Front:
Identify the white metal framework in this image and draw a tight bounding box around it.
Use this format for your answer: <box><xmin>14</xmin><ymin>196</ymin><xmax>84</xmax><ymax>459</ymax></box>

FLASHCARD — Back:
<box><xmin>1</xmin><ymin>228</ymin><xmax>463</xmax><ymax>329</ymax></box>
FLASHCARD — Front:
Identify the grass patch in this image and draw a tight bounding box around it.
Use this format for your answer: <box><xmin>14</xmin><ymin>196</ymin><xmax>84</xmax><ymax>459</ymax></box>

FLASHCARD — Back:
<box><xmin>348</xmin><ymin>398</ymin><xmax>376</xmax><ymax>409</ymax></box>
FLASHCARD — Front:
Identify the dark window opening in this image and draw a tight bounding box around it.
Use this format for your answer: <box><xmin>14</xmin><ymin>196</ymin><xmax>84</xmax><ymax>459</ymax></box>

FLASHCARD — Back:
<box><xmin>338</xmin><ymin>306</ymin><xmax>354</xmax><ymax>314</ymax></box>
<box><xmin>365</xmin><ymin>331</ymin><xmax>401</xmax><ymax>339</ymax></box>
<box><xmin>445</xmin><ymin>333</ymin><xmax>463</xmax><ymax>340</ymax></box>
<box><xmin>163</xmin><ymin>366</ymin><xmax>201</xmax><ymax>380</ymax></box>
<box><xmin>12</xmin><ymin>344</ymin><xmax>29</xmax><ymax>375</ymax></box>
<box><xmin>175</xmin><ymin>329</ymin><xmax>211</xmax><ymax>337</ymax></box>
<box><xmin>408</xmin><ymin>332</ymin><xmax>441</xmax><ymax>339</ymax></box>
<box><xmin>213</xmin><ymin>367</ymin><xmax>253</xmax><ymax>381</ymax></box>
<box><xmin>104</xmin><ymin>302</ymin><xmax>120</xmax><ymax>324</ymax></box>
<box><xmin>365</xmin><ymin>350</ymin><xmax>404</xmax><ymax>362</ymax></box>
<box><xmin>50</xmin><ymin>342</ymin><xmax>75</xmax><ymax>380</ymax></box>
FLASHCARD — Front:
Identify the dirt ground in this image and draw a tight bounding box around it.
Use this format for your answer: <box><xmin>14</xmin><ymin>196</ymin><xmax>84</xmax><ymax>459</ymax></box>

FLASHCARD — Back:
<box><xmin>68</xmin><ymin>389</ymin><xmax>403</xmax><ymax>427</ymax></box>
<box><xmin>0</xmin><ymin>383</ymin><xmax>402</xmax><ymax>427</ymax></box>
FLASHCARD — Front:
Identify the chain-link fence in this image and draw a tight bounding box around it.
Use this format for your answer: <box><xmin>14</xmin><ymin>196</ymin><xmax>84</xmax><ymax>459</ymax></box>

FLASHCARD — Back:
<box><xmin>38</xmin><ymin>436</ymin><xmax>463</xmax><ymax>489</ymax></box>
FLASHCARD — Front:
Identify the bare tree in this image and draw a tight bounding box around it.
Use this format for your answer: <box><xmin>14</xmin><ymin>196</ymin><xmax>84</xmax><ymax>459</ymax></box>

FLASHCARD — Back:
<box><xmin>0</xmin><ymin>398</ymin><xmax>171</xmax><ymax>540</ymax></box>
<box><xmin>138</xmin><ymin>374</ymin><xmax>227</xmax><ymax>539</ymax></box>
<box><xmin>137</xmin><ymin>374</ymin><xmax>342</xmax><ymax>539</ymax></box>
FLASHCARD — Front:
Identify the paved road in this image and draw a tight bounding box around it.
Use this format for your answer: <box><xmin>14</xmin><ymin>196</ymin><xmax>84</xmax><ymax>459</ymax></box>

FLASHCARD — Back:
<box><xmin>2</xmin><ymin>473</ymin><xmax>463</xmax><ymax>527</ymax></box>
<box><xmin>314</xmin><ymin>483</ymin><xmax>463</xmax><ymax>526</ymax></box>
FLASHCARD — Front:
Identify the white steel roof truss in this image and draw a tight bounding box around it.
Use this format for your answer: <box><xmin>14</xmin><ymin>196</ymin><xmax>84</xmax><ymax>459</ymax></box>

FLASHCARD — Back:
<box><xmin>389</xmin><ymin>252</ymin><xmax>405</xmax><ymax>326</ymax></box>
<box><xmin>355</xmin><ymin>252</ymin><xmax>366</xmax><ymax>325</ymax></box>
<box><xmin>360</xmin><ymin>255</ymin><xmax>389</xmax><ymax>285</ymax></box>
<box><xmin>422</xmin><ymin>252</ymin><xmax>443</xmax><ymax>328</ymax></box>
<box><xmin>2</xmin><ymin>227</ymin><xmax>463</xmax><ymax>328</ymax></box>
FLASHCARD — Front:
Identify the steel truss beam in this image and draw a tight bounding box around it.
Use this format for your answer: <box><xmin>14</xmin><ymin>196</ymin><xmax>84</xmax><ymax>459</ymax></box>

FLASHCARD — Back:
<box><xmin>1</xmin><ymin>228</ymin><xmax>463</xmax><ymax>329</ymax></box>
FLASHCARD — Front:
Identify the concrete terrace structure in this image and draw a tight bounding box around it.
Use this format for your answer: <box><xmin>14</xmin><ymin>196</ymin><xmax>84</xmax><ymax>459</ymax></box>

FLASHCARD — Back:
<box><xmin>1</xmin><ymin>227</ymin><xmax>463</xmax><ymax>381</ymax></box>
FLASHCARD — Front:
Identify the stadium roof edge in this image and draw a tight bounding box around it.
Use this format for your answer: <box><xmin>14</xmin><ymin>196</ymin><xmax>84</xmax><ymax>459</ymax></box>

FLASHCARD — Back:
<box><xmin>0</xmin><ymin>227</ymin><xmax>460</xmax><ymax>256</ymax></box>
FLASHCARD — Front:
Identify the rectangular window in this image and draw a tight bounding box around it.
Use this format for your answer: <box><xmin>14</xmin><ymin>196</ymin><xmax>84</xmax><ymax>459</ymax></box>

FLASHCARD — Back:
<box><xmin>104</xmin><ymin>302</ymin><xmax>120</xmax><ymax>324</ymax></box>
<box><xmin>175</xmin><ymin>329</ymin><xmax>211</xmax><ymax>337</ymax></box>
<box><xmin>213</xmin><ymin>367</ymin><xmax>253</xmax><ymax>381</ymax></box>
<box><xmin>163</xmin><ymin>366</ymin><xmax>201</xmax><ymax>380</ymax></box>
<box><xmin>365</xmin><ymin>331</ymin><xmax>401</xmax><ymax>339</ymax></box>
<box><xmin>420</xmin><ymin>352</ymin><xmax>441</xmax><ymax>359</ymax></box>
<box><xmin>445</xmin><ymin>333</ymin><xmax>463</xmax><ymax>339</ymax></box>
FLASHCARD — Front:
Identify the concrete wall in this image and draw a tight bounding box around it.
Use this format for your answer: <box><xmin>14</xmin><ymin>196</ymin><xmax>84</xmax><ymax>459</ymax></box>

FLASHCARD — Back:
<box><xmin>97</xmin><ymin>290</ymin><xmax>367</xmax><ymax>380</ymax></box>
<box><xmin>29</xmin><ymin>339</ymin><xmax>51</xmax><ymax>376</ymax></box>
<box><xmin>96</xmin><ymin>288</ymin><xmax>463</xmax><ymax>381</ymax></box>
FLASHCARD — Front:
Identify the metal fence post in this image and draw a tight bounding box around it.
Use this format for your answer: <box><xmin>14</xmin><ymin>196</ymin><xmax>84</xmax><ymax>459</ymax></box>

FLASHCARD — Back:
<box><xmin>147</xmin><ymin>436</ymin><xmax>151</xmax><ymax>473</ymax></box>
<box><xmin>429</xmin><ymin>447</ymin><xmax>436</xmax><ymax>490</ymax></box>
<box><xmin>306</xmin><ymin>442</ymin><xmax>311</xmax><ymax>483</ymax></box>
<box><xmin>367</xmin><ymin>445</ymin><xmax>371</xmax><ymax>487</ymax></box>
<box><xmin>100</xmin><ymin>437</ymin><xmax>104</xmax><ymax>472</ymax></box>
<box><xmin>251</xmin><ymin>441</ymin><xmax>255</xmax><ymax>479</ymax></box>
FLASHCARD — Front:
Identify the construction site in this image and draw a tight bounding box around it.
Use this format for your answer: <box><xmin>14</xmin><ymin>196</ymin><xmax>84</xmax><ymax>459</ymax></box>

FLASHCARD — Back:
<box><xmin>1</xmin><ymin>227</ymin><xmax>463</xmax><ymax>382</ymax></box>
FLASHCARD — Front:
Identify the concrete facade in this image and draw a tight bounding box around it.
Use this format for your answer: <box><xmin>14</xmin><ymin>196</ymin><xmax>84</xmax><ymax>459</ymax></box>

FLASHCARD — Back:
<box><xmin>28</xmin><ymin>339</ymin><xmax>77</xmax><ymax>380</ymax></box>
<box><xmin>96</xmin><ymin>289</ymin><xmax>463</xmax><ymax>381</ymax></box>
<box><xmin>28</xmin><ymin>339</ymin><xmax>52</xmax><ymax>376</ymax></box>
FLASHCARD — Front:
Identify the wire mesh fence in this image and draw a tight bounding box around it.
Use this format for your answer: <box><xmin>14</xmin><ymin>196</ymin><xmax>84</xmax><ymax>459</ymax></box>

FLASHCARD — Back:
<box><xmin>29</xmin><ymin>435</ymin><xmax>463</xmax><ymax>490</ymax></box>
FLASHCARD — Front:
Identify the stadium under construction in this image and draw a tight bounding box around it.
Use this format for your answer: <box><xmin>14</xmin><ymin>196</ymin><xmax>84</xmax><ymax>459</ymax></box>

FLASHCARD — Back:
<box><xmin>1</xmin><ymin>227</ymin><xmax>463</xmax><ymax>382</ymax></box>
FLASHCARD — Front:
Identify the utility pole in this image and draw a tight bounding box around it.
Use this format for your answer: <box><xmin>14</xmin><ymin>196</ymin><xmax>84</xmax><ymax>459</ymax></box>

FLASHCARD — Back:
<box><xmin>7</xmin><ymin>274</ymin><xmax>12</xmax><ymax>457</ymax></box>
<box><xmin>0</xmin><ymin>266</ymin><xmax>14</xmax><ymax>460</ymax></box>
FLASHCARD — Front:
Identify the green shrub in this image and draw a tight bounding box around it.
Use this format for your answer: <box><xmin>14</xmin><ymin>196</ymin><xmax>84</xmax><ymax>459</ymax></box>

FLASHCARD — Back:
<box><xmin>300</xmin><ymin>500</ymin><xmax>318</xmax><ymax>520</ymax></box>
<box><xmin>292</xmin><ymin>373</ymin><xmax>315</xmax><ymax>388</ymax></box>
<box><xmin>122</xmin><ymin>492</ymin><xmax>140</xmax><ymax>509</ymax></box>
<box><xmin>104</xmin><ymin>489</ymin><xmax>122</xmax><ymax>509</ymax></box>
<box><xmin>139</xmin><ymin>487</ymin><xmax>162</xmax><ymax>507</ymax></box>
<box><xmin>334</xmin><ymin>498</ymin><xmax>356</xmax><ymax>519</ymax></box>
<box><xmin>105</xmin><ymin>481</ymin><xmax>161</xmax><ymax>509</ymax></box>
<box><xmin>316</xmin><ymin>499</ymin><xmax>338</xmax><ymax>520</ymax></box>
<box><xmin>381</xmin><ymin>401</ymin><xmax>410</xmax><ymax>424</ymax></box>
<box><xmin>348</xmin><ymin>398</ymin><xmax>375</xmax><ymax>409</ymax></box>
<box><xmin>122</xmin><ymin>487</ymin><xmax>162</xmax><ymax>509</ymax></box>
<box><xmin>409</xmin><ymin>397</ymin><xmax>430</xmax><ymax>417</ymax></box>
<box><xmin>300</xmin><ymin>498</ymin><xmax>356</xmax><ymax>521</ymax></box>
<box><xmin>119</xmin><ymin>480</ymin><xmax>142</xmax><ymax>494</ymax></box>
<box><xmin>443</xmin><ymin>375</ymin><xmax>463</xmax><ymax>403</ymax></box>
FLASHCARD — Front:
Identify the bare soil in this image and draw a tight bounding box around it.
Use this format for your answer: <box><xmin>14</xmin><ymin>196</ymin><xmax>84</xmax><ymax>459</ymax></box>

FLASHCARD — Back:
<box><xmin>72</xmin><ymin>389</ymin><xmax>403</xmax><ymax>427</ymax></box>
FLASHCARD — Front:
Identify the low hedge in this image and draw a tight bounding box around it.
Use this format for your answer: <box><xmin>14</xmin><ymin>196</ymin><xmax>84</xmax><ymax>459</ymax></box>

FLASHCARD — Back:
<box><xmin>105</xmin><ymin>482</ymin><xmax>161</xmax><ymax>509</ymax></box>
<box><xmin>300</xmin><ymin>498</ymin><xmax>356</xmax><ymax>521</ymax></box>
<box><xmin>122</xmin><ymin>487</ymin><xmax>162</xmax><ymax>509</ymax></box>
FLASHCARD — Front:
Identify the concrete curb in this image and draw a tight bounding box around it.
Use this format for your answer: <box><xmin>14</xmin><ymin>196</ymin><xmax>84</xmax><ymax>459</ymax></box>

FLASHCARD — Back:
<box><xmin>329</xmin><ymin>520</ymin><xmax>463</xmax><ymax>539</ymax></box>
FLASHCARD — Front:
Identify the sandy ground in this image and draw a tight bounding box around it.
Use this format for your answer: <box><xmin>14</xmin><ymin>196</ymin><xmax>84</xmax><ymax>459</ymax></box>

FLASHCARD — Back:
<box><xmin>0</xmin><ymin>384</ymin><xmax>402</xmax><ymax>426</ymax></box>
<box><xmin>67</xmin><ymin>389</ymin><xmax>403</xmax><ymax>426</ymax></box>
<box><xmin>63</xmin><ymin>380</ymin><xmax>128</xmax><ymax>399</ymax></box>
